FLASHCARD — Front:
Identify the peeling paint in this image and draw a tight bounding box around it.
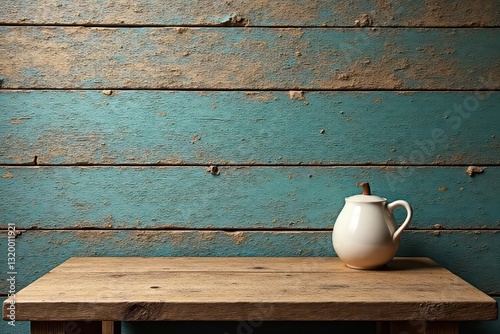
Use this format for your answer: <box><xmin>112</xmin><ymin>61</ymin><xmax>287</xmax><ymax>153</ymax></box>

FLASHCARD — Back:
<box><xmin>10</xmin><ymin>117</ymin><xmax>31</xmax><ymax>124</ymax></box>
<box><xmin>243</xmin><ymin>91</ymin><xmax>275</xmax><ymax>102</ymax></box>
<box><xmin>2</xmin><ymin>172</ymin><xmax>14</xmax><ymax>179</ymax></box>
<box><xmin>466</xmin><ymin>166</ymin><xmax>485</xmax><ymax>177</ymax></box>
<box><xmin>191</xmin><ymin>134</ymin><xmax>201</xmax><ymax>144</ymax></box>
<box><xmin>354</xmin><ymin>13</ymin><xmax>373</xmax><ymax>27</ymax></box>
<box><xmin>289</xmin><ymin>90</ymin><xmax>305</xmax><ymax>100</ymax></box>
<box><xmin>1</xmin><ymin>28</ymin><xmax>498</xmax><ymax>90</ymax></box>
<box><xmin>219</xmin><ymin>15</ymin><xmax>251</xmax><ymax>27</ymax></box>
<box><xmin>230</xmin><ymin>231</ymin><xmax>246</xmax><ymax>245</ymax></box>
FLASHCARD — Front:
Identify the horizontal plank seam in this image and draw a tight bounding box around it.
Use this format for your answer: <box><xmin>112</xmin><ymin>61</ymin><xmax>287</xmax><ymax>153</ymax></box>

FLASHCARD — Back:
<box><xmin>1</xmin><ymin>164</ymin><xmax>499</xmax><ymax>168</ymax></box>
<box><xmin>1</xmin><ymin>228</ymin><xmax>499</xmax><ymax>232</ymax></box>
<box><xmin>1</xmin><ymin>23</ymin><xmax>500</xmax><ymax>29</ymax></box>
<box><xmin>2</xmin><ymin>88</ymin><xmax>500</xmax><ymax>92</ymax></box>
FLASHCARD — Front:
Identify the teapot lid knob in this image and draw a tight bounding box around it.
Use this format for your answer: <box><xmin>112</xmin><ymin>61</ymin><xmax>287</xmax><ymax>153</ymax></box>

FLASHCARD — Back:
<box><xmin>359</xmin><ymin>182</ymin><xmax>371</xmax><ymax>195</ymax></box>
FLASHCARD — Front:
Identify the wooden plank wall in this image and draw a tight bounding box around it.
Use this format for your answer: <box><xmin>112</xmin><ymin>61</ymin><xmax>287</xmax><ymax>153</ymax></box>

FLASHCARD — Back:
<box><xmin>1</xmin><ymin>1</ymin><xmax>499</xmax><ymax>333</ymax></box>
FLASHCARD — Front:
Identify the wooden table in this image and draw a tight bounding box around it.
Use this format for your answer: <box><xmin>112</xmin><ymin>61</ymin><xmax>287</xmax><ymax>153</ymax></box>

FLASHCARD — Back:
<box><xmin>3</xmin><ymin>257</ymin><xmax>497</xmax><ymax>334</ymax></box>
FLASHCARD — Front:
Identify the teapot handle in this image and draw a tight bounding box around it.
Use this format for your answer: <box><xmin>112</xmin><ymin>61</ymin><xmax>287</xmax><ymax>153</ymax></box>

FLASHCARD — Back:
<box><xmin>387</xmin><ymin>200</ymin><xmax>413</xmax><ymax>242</ymax></box>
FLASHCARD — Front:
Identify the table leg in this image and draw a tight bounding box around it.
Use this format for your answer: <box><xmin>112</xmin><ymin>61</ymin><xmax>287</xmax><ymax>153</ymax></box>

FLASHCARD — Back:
<box><xmin>31</xmin><ymin>321</ymin><xmax>65</xmax><ymax>334</ymax></box>
<box><xmin>379</xmin><ymin>321</ymin><xmax>459</xmax><ymax>334</ymax></box>
<box><xmin>102</xmin><ymin>321</ymin><xmax>121</xmax><ymax>334</ymax></box>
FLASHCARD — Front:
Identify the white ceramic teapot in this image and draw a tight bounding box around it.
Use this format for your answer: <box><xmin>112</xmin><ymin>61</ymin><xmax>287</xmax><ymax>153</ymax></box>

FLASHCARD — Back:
<box><xmin>333</xmin><ymin>182</ymin><xmax>412</xmax><ymax>269</ymax></box>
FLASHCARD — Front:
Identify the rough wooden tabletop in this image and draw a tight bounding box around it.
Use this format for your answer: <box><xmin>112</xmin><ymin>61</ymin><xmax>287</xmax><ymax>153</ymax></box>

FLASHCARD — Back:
<box><xmin>3</xmin><ymin>257</ymin><xmax>497</xmax><ymax>321</ymax></box>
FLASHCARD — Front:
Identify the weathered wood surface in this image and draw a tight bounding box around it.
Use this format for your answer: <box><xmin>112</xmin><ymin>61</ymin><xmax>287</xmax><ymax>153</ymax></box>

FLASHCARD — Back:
<box><xmin>1</xmin><ymin>90</ymin><xmax>498</xmax><ymax>165</ymax></box>
<box><xmin>1</xmin><ymin>27</ymin><xmax>499</xmax><ymax>90</ymax></box>
<box><xmin>3</xmin><ymin>257</ymin><xmax>496</xmax><ymax>321</ymax></box>
<box><xmin>0</xmin><ymin>230</ymin><xmax>498</xmax><ymax>295</ymax></box>
<box><xmin>1</xmin><ymin>166</ymin><xmax>497</xmax><ymax>230</ymax></box>
<box><xmin>2</xmin><ymin>296</ymin><xmax>498</xmax><ymax>334</ymax></box>
<box><xmin>1</xmin><ymin>0</ymin><xmax>498</xmax><ymax>27</ymax></box>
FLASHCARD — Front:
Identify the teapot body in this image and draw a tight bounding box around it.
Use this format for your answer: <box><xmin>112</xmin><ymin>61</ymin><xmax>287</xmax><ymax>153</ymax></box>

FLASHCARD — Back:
<box><xmin>333</xmin><ymin>195</ymin><xmax>411</xmax><ymax>269</ymax></box>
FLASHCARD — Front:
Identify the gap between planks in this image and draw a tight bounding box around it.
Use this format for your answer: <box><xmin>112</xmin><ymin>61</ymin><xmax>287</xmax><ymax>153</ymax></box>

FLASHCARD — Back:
<box><xmin>1</xmin><ymin>228</ymin><xmax>499</xmax><ymax>232</ymax></box>
<box><xmin>2</xmin><ymin>23</ymin><xmax>500</xmax><ymax>28</ymax></box>
<box><xmin>1</xmin><ymin>163</ymin><xmax>499</xmax><ymax>168</ymax></box>
<box><xmin>2</xmin><ymin>87</ymin><xmax>500</xmax><ymax>92</ymax></box>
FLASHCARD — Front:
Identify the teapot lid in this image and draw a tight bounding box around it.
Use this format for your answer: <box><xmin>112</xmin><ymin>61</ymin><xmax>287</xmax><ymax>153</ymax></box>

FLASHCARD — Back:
<box><xmin>345</xmin><ymin>182</ymin><xmax>387</xmax><ymax>203</ymax></box>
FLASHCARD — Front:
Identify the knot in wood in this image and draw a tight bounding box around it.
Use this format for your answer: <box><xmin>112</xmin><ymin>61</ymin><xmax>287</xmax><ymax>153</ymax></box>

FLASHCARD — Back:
<box><xmin>124</xmin><ymin>302</ymin><xmax>160</xmax><ymax>321</ymax></box>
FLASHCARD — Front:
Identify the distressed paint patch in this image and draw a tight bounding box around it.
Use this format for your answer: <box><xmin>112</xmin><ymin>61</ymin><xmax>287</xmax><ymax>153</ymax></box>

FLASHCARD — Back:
<box><xmin>1</xmin><ymin>91</ymin><xmax>498</xmax><ymax>165</ymax></box>
<box><xmin>466</xmin><ymin>166</ymin><xmax>485</xmax><ymax>177</ymax></box>
<box><xmin>1</xmin><ymin>1</ymin><xmax>498</xmax><ymax>26</ymax></box>
<box><xmin>2</xmin><ymin>172</ymin><xmax>14</xmax><ymax>178</ymax></box>
<box><xmin>1</xmin><ymin>27</ymin><xmax>499</xmax><ymax>89</ymax></box>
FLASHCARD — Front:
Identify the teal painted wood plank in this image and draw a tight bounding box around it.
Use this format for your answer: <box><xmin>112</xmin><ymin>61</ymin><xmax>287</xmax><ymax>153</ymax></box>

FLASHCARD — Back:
<box><xmin>399</xmin><ymin>231</ymin><xmax>500</xmax><ymax>295</ymax></box>
<box><xmin>0</xmin><ymin>230</ymin><xmax>498</xmax><ymax>294</ymax></box>
<box><xmin>1</xmin><ymin>27</ymin><xmax>499</xmax><ymax>89</ymax></box>
<box><xmin>1</xmin><ymin>0</ymin><xmax>498</xmax><ymax>27</ymax></box>
<box><xmin>0</xmin><ymin>167</ymin><xmax>498</xmax><ymax>229</ymax></box>
<box><xmin>1</xmin><ymin>91</ymin><xmax>498</xmax><ymax>165</ymax></box>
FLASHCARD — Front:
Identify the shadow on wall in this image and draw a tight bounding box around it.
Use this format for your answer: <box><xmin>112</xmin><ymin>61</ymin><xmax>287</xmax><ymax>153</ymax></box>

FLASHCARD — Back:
<box><xmin>122</xmin><ymin>321</ymin><xmax>375</xmax><ymax>334</ymax></box>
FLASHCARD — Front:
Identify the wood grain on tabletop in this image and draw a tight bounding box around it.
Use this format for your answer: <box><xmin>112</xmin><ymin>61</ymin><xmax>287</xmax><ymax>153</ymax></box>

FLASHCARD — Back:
<box><xmin>49</xmin><ymin>256</ymin><xmax>435</xmax><ymax>273</ymax></box>
<box><xmin>4</xmin><ymin>258</ymin><xmax>497</xmax><ymax>321</ymax></box>
<box><xmin>1</xmin><ymin>0</ymin><xmax>498</xmax><ymax>27</ymax></box>
<box><xmin>1</xmin><ymin>27</ymin><xmax>499</xmax><ymax>90</ymax></box>
<box><xmin>1</xmin><ymin>90</ymin><xmax>498</xmax><ymax>166</ymax></box>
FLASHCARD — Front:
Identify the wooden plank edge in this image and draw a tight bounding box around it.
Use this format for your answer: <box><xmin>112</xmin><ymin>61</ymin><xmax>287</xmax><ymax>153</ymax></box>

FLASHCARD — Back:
<box><xmin>8</xmin><ymin>300</ymin><xmax>497</xmax><ymax>321</ymax></box>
